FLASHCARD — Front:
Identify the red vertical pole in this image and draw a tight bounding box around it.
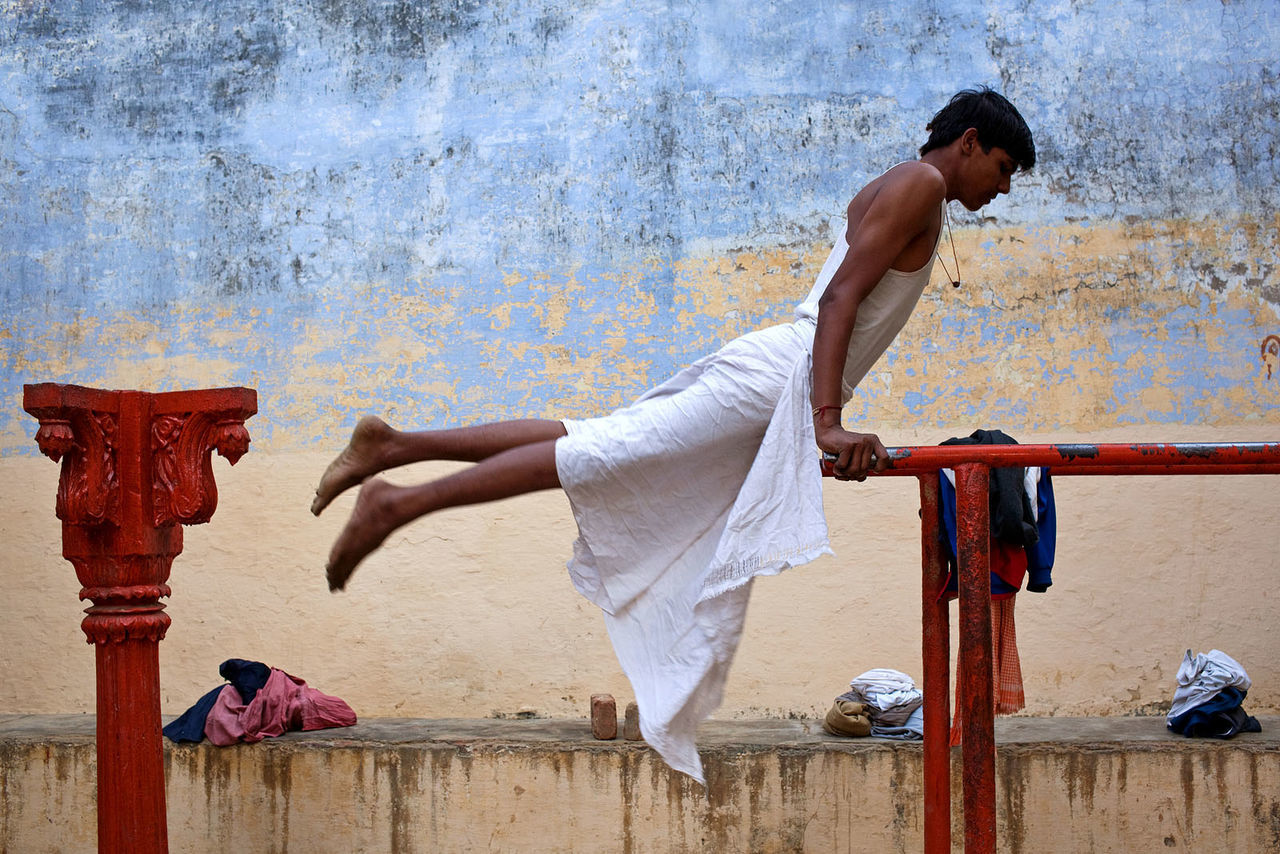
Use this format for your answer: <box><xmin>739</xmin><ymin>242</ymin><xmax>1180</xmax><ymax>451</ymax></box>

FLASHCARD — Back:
<box><xmin>955</xmin><ymin>463</ymin><xmax>995</xmax><ymax>854</ymax></box>
<box><xmin>919</xmin><ymin>473</ymin><xmax>951</xmax><ymax>854</ymax></box>
<box><xmin>24</xmin><ymin>383</ymin><xmax>255</xmax><ymax>854</ymax></box>
<box><xmin>90</xmin><ymin>623</ymin><xmax>170</xmax><ymax>851</ymax></box>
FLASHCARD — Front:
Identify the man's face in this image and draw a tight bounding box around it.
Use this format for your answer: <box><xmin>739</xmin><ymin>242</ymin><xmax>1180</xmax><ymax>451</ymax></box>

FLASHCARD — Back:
<box><xmin>960</xmin><ymin>144</ymin><xmax>1018</xmax><ymax>211</ymax></box>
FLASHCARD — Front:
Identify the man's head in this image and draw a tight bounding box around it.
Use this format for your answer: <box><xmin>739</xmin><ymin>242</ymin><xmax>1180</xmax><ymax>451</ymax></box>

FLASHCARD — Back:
<box><xmin>919</xmin><ymin>87</ymin><xmax>1035</xmax><ymax>173</ymax></box>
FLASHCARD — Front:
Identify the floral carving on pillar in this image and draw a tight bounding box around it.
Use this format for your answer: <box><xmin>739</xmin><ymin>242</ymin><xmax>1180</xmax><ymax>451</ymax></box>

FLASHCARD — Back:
<box><xmin>31</xmin><ymin>409</ymin><xmax>120</xmax><ymax>526</ymax></box>
<box><xmin>152</xmin><ymin>411</ymin><xmax>253</xmax><ymax>527</ymax></box>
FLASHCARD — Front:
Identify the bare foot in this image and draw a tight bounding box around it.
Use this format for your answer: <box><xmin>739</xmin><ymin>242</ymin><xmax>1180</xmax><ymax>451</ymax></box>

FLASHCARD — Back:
<box><xmin>326</xmin><ymin>477</ymin><xmax>400</xmax><ymax>591</ymax></box>
<box><xmin>312</xmin><ymin>416</ymin><xmax>397</xmax><ymax>516</ymax></box>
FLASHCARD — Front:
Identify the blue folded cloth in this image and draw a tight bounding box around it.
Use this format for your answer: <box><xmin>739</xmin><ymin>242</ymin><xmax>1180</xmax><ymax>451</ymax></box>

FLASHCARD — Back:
<box><xmin>162</xmin><ymin>686</ymin><xmax>225</xmax><ymax>743</ymax></box>
<box><xmin>1167</xmin><ymin>686</ymin><xmax>1261</xmax><ymax>739</ymax></box>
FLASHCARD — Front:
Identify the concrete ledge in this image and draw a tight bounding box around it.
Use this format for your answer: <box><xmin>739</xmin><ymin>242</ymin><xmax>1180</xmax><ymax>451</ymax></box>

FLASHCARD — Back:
<box><xmin>3</xmin><ymin>714</ymin><xmax>1279</xmax><ymax>852</ymax></box>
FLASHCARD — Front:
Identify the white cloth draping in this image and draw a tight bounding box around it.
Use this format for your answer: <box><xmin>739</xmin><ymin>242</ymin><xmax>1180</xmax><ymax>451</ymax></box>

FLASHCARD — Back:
<box><xmin>556</xmin><ymin>198</ymin><xmax>940</xmax><ymax>782</ymax></box>
<box><xmin>1167</xmin><ymin>649</ymin><xmax>1252</xmax><ymax>722</ymax></box>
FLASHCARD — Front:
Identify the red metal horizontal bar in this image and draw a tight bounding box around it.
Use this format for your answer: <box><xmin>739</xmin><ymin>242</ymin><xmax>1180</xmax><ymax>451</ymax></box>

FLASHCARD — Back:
<box><xmin>1044</xmin><ymin>464</ymin><xmax>1280</xmax><ymax>476</ymax></box>
<box><xmin>821</xmin><ymin>442</ymin><xmax>1280</xmax><ymax>478</ymax></box>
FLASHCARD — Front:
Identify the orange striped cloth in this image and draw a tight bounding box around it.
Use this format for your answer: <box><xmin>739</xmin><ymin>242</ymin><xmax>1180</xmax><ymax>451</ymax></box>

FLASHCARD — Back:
<box><xmin>950</xmin><ymin>596</ymin><xmax>1025</xmax><ymax>746</ymax></box>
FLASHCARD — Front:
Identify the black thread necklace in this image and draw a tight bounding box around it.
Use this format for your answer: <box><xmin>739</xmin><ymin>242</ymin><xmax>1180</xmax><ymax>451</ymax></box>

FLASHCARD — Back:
<box><xmin>935</xmin><ymin>203</ymin><xmax>962</xmax><ymax>288</ymax></box>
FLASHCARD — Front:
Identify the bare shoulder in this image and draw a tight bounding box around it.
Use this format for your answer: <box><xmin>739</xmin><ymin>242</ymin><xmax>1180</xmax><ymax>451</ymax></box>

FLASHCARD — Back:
<box><xmin>879</xmin><ymin>160</ymin><xmax>946</xmax><ymax>204</ymax></box>
<box><xmin>848</xmin><ymin>160</ymin><xmax>945</xmax><ymax>234</ymax></box>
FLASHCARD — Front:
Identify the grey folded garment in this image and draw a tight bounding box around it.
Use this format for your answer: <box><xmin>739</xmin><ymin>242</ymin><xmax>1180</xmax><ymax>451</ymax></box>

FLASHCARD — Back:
<box><xmin>870</xmin><ymin>705</ymin><xmax>925</xmax><ymax>740</ymax></box>
<box><xmin>838</xmin><ymin>688</ymin><xmax>923</xmax><ymax>728</ymax></box>
<box><xmin>823</xmin><ymin>700</ymin><xmax>872</xmax><ymax>737</ymax></box>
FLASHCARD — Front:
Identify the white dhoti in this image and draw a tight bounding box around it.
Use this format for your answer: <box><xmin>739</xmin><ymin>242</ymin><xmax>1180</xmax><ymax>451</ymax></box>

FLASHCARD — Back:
<box><xmin>555</xmin><ymin>196</ymin><xmax>939</xmax><ymax>782</ymax></box>
<box><xmin>556</xmin><ymin>321</ymin><xmax>830</xmax><ymax>782</ymax></box>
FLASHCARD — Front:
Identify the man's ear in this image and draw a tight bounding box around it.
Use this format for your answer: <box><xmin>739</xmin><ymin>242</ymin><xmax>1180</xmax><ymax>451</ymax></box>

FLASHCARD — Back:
<box><xmin>959</xmin><ymin>127</ymin><xmax>981</xmax><ymax>155</ymax></box>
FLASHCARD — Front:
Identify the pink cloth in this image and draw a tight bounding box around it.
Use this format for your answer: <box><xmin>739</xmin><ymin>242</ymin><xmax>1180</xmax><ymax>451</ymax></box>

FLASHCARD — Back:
<box><xmin>204</xmin><ymin>668</ymin><xmax>357</xmax><ymax>746</ymax></box>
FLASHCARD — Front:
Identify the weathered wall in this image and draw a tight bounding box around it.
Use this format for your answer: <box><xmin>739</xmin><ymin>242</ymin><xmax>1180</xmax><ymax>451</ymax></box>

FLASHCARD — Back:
<box><xmin>4</xmin><ymin>715</ymin><xmax>1280</xmax><ymax>853</ymax></box>
<box><xmin>1</xmin><ymin>1</ymin><xmax>1278</xmax><ymax>723</ymax></box>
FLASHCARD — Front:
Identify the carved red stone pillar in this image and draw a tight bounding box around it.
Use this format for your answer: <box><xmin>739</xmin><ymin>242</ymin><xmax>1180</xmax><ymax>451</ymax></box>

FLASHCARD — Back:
<box><xmin>23</xmin><ymin>383</ymin><xmax>257</xmax><ymax>854</ymax></box>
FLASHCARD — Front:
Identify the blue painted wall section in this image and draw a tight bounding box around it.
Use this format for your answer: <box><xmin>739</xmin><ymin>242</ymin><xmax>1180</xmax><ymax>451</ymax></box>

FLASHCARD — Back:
<box><xmin>2</xmin><ymin>1</ymin><xmax>1277</xmax><ymax>450</ymax></box>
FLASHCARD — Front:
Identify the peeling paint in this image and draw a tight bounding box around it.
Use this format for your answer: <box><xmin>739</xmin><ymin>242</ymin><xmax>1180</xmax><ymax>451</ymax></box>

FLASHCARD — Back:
<box><xmin>4</xmin><ymin>212</ymin><xmax>1279</xmax><ymax>454</ymax></box>
<box><xmin>4</xmin><ymin>2</ymin><xmax>1280</xmax><ymax>454</ymax></box>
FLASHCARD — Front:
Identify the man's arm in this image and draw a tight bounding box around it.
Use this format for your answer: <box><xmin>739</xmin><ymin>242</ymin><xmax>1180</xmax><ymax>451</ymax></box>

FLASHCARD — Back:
<box><xmin>811</xmin><ymin>164</ymin><xmax>945</xmax><ymax>480</ymax></box>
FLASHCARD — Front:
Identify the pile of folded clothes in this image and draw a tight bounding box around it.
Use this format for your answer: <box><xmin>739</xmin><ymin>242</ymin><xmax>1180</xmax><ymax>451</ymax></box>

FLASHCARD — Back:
<box><xmin>1166</xmin><ymin>649</ymin><xmax>1261</xmax><ymax>739</ymax></box>
<box><xmin>823</xmin><ymin>668</ymin><xmax>924</xmax><ymax>740</ymax></box>
<box><xmin>164</xmin><ymin>658</ymin><xmax>357</xmax><ymax>745</ymax></box>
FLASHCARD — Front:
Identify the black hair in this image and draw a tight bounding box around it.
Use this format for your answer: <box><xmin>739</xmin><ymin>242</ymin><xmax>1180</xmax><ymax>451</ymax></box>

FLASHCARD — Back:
<box><xmin>918</xmin><ymin>87</ymin><xmax>1036</xmax><ymax>171</ymax></box>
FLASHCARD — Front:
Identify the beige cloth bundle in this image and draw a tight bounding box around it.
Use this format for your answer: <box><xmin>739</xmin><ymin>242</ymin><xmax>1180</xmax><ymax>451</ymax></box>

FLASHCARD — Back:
<box><xmin>823</xmin><ymin>699</ymin><xmax>872</xmax><ymax>737</ymax></box>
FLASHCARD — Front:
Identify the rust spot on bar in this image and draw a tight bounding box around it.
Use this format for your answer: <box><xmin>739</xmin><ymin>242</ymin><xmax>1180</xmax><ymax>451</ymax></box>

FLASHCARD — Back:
<box><xmin>1055</xmin><ymin>444</ymin><xmax>1099</xmax><ymax>460</ymax></box>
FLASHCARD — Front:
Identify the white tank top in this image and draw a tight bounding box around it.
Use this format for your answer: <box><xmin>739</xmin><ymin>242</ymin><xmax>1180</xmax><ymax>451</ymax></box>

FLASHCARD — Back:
<box><xmin>793</xmin><ymin>201</ymin><xmax>943</xmax><ymax>398</ymax></box>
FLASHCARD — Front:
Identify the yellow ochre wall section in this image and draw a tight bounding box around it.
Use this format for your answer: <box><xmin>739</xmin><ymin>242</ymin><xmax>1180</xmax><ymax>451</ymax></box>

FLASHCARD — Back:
<box><xmin>4</xmin><ymin>219</ymin><xmax>1278</xmax><ymax>723</ymax></box>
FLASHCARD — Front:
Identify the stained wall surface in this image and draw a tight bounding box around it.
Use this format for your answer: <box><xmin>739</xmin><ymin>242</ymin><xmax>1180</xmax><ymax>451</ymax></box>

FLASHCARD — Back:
<box><xmin>5</xmin><ymin>715</ymin><xmax>1280</xmax><ymax>853</ymax></box>
<box><xmin>1</xmin><ymin>1</ymin><xmax>1278</xmax><ymax>724</ymax></box>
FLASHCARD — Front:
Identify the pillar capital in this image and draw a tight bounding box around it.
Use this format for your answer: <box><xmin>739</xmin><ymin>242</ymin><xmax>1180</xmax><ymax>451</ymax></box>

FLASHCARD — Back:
<box><xmin>24</xmin><ymin>383</ymin><xmax>257</xmax><ymax>535</ymax></box>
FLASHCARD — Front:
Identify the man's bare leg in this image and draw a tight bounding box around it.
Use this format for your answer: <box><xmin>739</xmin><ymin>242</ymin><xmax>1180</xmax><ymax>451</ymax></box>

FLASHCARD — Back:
<box><xmin>325</xmin><ymin>438</ymin><xmax>562</xmax><ymax>591</ymax></box>
<box><xmin>311</xmin><ymin>416</ymin><xmax>568</xmax><ymax>515</ymax></box>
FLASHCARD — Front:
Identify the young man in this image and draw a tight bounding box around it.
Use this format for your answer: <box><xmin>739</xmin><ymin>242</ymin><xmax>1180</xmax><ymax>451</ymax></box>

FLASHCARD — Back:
<box><xmin>313</xmin><ymin>87</ymin><xmax>1035</xmax><ymax>782</ymax></box>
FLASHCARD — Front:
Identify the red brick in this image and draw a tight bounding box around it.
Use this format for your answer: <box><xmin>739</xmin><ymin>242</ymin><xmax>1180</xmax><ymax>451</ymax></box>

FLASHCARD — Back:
<box><xmin>590</xmin><ymin>694</ymin><xmax>617</xmax><ymax>740</ymax></box>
